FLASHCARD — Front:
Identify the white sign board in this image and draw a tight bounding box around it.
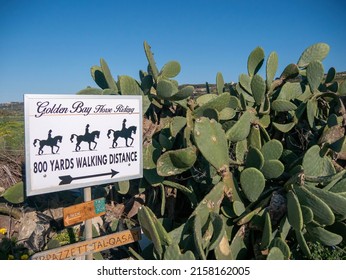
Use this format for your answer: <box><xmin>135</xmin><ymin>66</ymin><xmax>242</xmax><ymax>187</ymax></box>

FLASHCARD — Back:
<box><xmin>24</xmin><ymin>94</ymin><xmax>142</xmax><ymax>196</ymax></box>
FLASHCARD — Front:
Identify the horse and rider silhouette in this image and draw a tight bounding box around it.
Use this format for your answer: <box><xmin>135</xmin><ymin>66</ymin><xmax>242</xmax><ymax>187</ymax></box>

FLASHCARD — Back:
<box><xmin>107</xmin><ymin>119</ymin><xmax>137</xmax><ymax>148</ymax></box>
<box><xmin>70</xmin><ymin>124</ymin><xmax>100</xmax><ymax>152</ymax></box>
<box><xmin>33</xmin><ymin>129</ymin><xmax>63</xmax><ymax>155</ymax></box>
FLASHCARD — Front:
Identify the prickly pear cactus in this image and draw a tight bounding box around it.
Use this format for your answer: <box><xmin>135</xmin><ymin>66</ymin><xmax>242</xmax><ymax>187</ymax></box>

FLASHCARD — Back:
<box><xmin>74</xmin><ymin>41</ymin><xmax>346</xmax><ymax>261</ymax></box>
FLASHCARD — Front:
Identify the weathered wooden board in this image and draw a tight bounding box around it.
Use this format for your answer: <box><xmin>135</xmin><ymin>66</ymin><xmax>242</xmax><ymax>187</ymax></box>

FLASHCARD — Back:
<box><xmin>30</xmin><ymin>227</ymin><xmax>142</xmax><ymax>260</ymax></box>
<box><xmin>63</xmin><ymin>198</ymin><xmax>106</xmax><ymax>226</ymax></box>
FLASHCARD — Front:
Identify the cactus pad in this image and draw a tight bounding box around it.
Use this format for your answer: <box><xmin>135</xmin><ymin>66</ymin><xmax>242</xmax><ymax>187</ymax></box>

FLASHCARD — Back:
<box><xmin>143</xmin><ymin>41</ymin><xmax>159</xmax><ymax>80</ymax></box>
<box><xmin>247</xmin><ymin>46</ymin><xmax>265</xmax><ymax>77</ymax></box>
<box><xmin>306</xmin><ymin>225</ymin><xmax>342</xmax><ymax>246</ymax></box>
<box><xmin>272</xmin><ymin>100</ymin><xmax>297</xmax><ymax>112</ymax></box>
<box><xmin>307</xmin><ymin>60</ymin><xmax>324</xmax><ymax>93</ymax></box>
<box><xmin>226</xmin><ymin>110</ymin><xmax>256</xmax><ymax>142</ymax></box>
<box><xmin>304</xmin><ymin>184</ymin><xmax>346</xmax><ymax>218</ymax></box>
<box><xmin>160</xmin><ymin>61</ymin><xmax>181</xmax><ymax>78</ymax></box>
<box><xmin>156</xmin><ymin>78</ymin><xmax>179</xmax><ymax>99</ymax></box>
<box><xmin>302</xmin><ymin>145</ymin><xmax>335</xmax><ymax>177</ymax></box>
<box><xmin>100</xmin><ymin>58</ymin><xmax>118</xmax><ymax>91</ymax></box>
<box><xmin>216</xmin><ymin>72</ymin><xmax>225</xmax><ymax>95</ymax></box>
<box><xmin>240</xmin><ymin>167</ymin><xmax>266</xmax><ymax>202</ymax></box>
<box><xmin>245</xmin><ymin>147</ymin><xmax>264</xmax><ymax>169</ymax></box>
<box><xmin>157</xmin><ymin>146</ymin><xmax>197</xmax><ymax>176</ymax></box>
<box><xmin>267</xmin><ymin>247</ymin><xmax>284</xmax><ymax>260</ymax></box>
<box><xmin>261</xmin><ymin>139</ymin><xmax>283</xmax><ymax>160</ymax></box>
<box><xmin>239</xmin><ymin>73</ymin><xmax>252</xmax><ymax>94</ymax></box>
<box><xmin>260</xmin><ymin>211</ymin><xmax>273</xmax><ymax>250</ymax></box>
<box><xmin>170</xmin><ymin>116</ymin><xmax>187</xmax><ymax>137</ymax></box>
<box><xmin>193</xmin><ymin>117</ymin><xmax>229</xmax><ymax>170</ymax></box>
<box><xmin>287</xmin><ymin>190</ymin><xmax>303</xmax><ymax>231</ymax></box>
<box><xmin>251</xmin><ymin>74</ymin><xmax>266</xmax><ymax>105</ymax></box>
<box><xmin>261</xmin><ymin>159</ymin><xmax>284</xmax><ymax>179</ymax></box>
<box><xmin>248</xmin><ymin>125</ymin><xmax>262</xmax><ymax>149</ymax></box>
<box><xmin>297</xmin><ymin>43</ymin><xmax>330</xmax><ymax>68</ymax></box>
<box><xmin>280</xmin><ymin>63</ymin><xmax>299</xmax><ymax>80</ymax></box>
<box><xmin>294</xmin><ymin>230</ymin><xmax>311</xmax><ymax>258</ymax></box>
<box><xmin>3</xmin><ymin>181</ymin><xmax>24</xmax><ymax>204</ymax></box>
<box><xmin>266</xmin><ymin>51</ymin><xmax>278</xmax><ymax>89</ymax></box>
<box><xmin>90</xmin><ymin>65</ymin><xmax>108</xmax><ymax>89</ymax></box>
<box><xmin>194</xmin><ymin>92</ymin><xmax>231</xmax><ymax>117</ymax></box>
<box><xmin>269</xmin><ymin>237</ymin><xmax>290</xmax><ymax>259</ymax></box>
<box><xmin>294</xmin><ymin>185</ymin><xmax>335</xmax><ymax>226</ymax></box>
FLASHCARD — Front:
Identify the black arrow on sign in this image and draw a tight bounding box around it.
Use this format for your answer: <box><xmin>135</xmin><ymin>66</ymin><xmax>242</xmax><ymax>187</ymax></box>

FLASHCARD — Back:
<box><xmin>59</xmin><ymin>169</ymin><xmax>119</xmax><ymax>185</ymax></box>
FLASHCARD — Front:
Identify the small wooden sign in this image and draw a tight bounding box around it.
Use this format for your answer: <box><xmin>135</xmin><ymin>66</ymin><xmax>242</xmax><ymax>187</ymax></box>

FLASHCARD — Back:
<box><xmin>30</xmin><ymin>227</ymin><xmax>141</xmax><ymax>260</ymax></box>
<box><xmin>63</xmin><ymin>198</ymin><xmax>106</xmax><ymax>227</ymax></box>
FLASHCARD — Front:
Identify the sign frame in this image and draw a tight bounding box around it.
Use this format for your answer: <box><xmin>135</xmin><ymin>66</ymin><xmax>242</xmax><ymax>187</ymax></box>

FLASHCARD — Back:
<box><xmin>24</xmin><ymin>94</ymin><xmax>143</xmax><ymax>196</ymax></box>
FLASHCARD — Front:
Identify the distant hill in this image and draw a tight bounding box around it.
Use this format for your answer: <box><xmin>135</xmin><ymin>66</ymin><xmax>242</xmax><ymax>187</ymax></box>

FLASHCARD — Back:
<box><xmin>0</xmin><ymin>102</ymin><xmax>24</xmax><ymax>116</ymax></box>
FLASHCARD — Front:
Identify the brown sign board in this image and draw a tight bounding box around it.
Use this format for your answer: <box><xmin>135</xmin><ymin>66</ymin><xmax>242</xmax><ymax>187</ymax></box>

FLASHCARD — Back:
<box><xmin>63</xmin><ymin>198</ymin><xmax>106</xmax><ymax>227</ymax></box>
<box><xmin>30</xmin><ymin>227</ymin><xmax>141</xmax><ymax>260</ymax></box>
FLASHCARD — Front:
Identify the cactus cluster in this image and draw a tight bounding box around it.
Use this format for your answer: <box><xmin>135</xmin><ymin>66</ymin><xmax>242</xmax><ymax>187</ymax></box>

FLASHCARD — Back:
<box><xmin>78</xmin><ymin>41</ymin><xmax>346</xmax><ymax>260</ymax></box>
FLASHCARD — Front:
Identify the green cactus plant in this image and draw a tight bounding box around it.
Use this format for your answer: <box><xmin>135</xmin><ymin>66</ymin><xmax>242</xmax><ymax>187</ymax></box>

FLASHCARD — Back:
<box><xmin>71</xmin><ymin>40</ymin><xmax>346</xmax><ymax>261</ymax></box>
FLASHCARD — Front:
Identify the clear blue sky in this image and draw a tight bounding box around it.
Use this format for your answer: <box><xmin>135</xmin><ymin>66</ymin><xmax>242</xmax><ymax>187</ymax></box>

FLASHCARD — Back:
<box><xmin>1</xmin><ymin>0</ymin><xmax>345</xmax><ymax>103</ymax></box>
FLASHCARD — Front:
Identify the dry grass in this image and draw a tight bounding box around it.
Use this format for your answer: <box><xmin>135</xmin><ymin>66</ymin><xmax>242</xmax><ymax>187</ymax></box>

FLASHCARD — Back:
<box><xmin>0</xmin><ymin>152</ymin><xmax>23</xmax><ymax>191</ymax></box>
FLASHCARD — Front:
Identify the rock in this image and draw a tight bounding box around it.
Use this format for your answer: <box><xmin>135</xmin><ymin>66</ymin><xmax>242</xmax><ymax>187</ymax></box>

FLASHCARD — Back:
<box><xmin>17</xmin><ymin>211</ymin><xmax>51</xmax><ymax>252</ymax></box>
